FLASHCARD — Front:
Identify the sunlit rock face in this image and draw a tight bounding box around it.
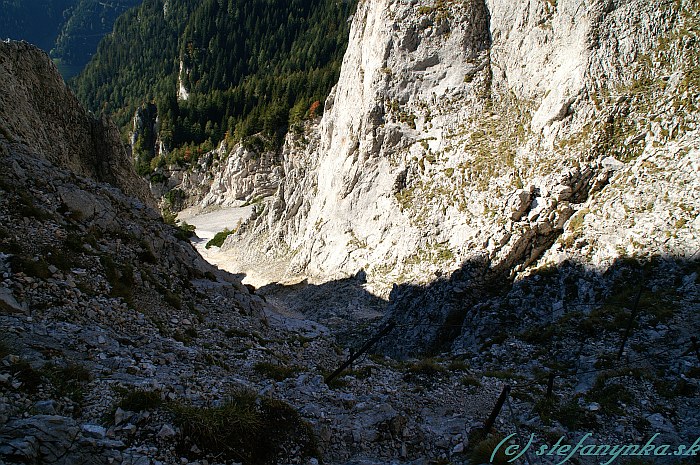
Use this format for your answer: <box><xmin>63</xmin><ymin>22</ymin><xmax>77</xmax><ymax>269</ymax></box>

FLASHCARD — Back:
<box><xmin>231</xmin><ymin>0</ymin><xmax>699</xmax><ymax>297</ymax></box>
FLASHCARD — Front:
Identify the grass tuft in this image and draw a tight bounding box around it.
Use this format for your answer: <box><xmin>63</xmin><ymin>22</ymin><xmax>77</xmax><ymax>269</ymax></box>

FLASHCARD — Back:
<box><xmin>117</xmin><ymin>389</ymin><xmax>163</xmax><ymax>412</ymax></box>
<box><xmin>172</xmin><ymin>391</ymin><xmax>319</xmax><ymax>464</ymax></box>
<box><xmin>206</xmin><ymin>228</ymin><xmax>235</xmax><ymax>249</ymax></box>
<box><xmin>254</xmin><ymin>362</ymin><xmax>300</xmax><ymax>381</ymax></box>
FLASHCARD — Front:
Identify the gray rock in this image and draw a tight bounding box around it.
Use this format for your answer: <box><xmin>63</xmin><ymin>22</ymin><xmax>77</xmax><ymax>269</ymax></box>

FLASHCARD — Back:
<box><xmin>33</xmin><ymin>400</ymin><xmax>57</xmax><ymax>415</ymax></box>
<box><xmin>81</xmin><ymin>423</ymin><xmax>107</xmax><ymax>439</ymax></box>
<box><xmin>0</xmin><ymin>435</ymin><xmax>40</xmax><ymax>461</ymax></box>
<box><xmin>0</xmin><ymin>286</ymin><xmax>25</xmax><ymax>313</ymax></box>
<box><xmin>157</xmin><ymin>424</ymin><xmax>177</xmax><ymax>439</ymax></box>
<box><xmin>601</xmin><ymin>156</ymin><xmax>625</xmax><ymax>170</ymax></box>
<box><xmin>57</xmin><ymin>186</ymin><xmax>102</xmax><ymax>221</ymax></box>
<box><xmin>0</xmin><ymin>415</ymin><xmax>79</xmax><ymax>464</ymax></box>
<box><xmin>509</xmin><ymin>189</ymin><xmax>533</xmax><ymax>221</ymax></box>
<box><xmin>114</xmin><ymin>407</ymin><xmax>129</xmax><ymax>426</ymax></box>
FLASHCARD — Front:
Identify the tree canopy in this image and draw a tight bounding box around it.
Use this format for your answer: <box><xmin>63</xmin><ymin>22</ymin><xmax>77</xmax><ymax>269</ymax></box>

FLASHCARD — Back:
<box><xmin>73</xmin><ymin>0</ymin><xmax>357</xmax><ymax>172</ymax></box>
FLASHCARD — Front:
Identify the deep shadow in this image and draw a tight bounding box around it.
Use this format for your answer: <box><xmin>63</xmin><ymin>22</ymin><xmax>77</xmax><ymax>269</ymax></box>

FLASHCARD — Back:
<box><xmin>377</xmin><ymin>253</ymin><xmax>699</xmax><ymax>359</ymax></box>
<box><xmin>251</xmin><ymin>247</ymin><xmax>699</xmax><ymax>366</ymax></box>
<box><xmin>257</xmin><ymin>269</ymin><xmax>388</xmax><ymax>344</ymax></box>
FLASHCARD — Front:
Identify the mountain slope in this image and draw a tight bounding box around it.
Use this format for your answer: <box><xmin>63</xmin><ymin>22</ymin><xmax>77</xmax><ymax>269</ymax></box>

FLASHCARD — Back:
<box><xmin>73</xmin><ymin>0</ymin><xmax>356</xmax><ymax>176</ymax></box>
<box><xmin>2</xmin><ymin>0</ymin><xmax>700</xmax><ymax>456</ymax></box>
<box><xmin>0</xmin><ymin>41</ymin><xmax>152</xmax><ymax>204</ymax></box>
<box><xmin>53</xmin><ymin>0</ymin><xmax>141</xmax><ymax>69</ymax></box>
<box><xmin>0</xmin><ymin>0</ymin><xmax>73</xmax><ymax>51</ymax></box>
<box><xmin>0</xmin><ymin>41</ymin><xmax>321</xmax><ymax>465</ymax></box>
<box><xmin>0</xmin><ymin>41</ymin><xmax>545</xmax><ymax>465</ymax></box>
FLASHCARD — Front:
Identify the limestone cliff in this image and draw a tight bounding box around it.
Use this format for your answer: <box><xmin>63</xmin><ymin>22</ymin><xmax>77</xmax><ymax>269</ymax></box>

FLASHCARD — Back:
<box><xmin>1</xmin><ymin>41</ymin><xmax>520</xmax><ymax>463</ymax></box>
<box><xmin>168</xmin><ymin>142</ymin><xmax>282</xmax><ymax>208</ymax></box>
<box><xmin>223</xmin><ymin>0</ymin><xmax>699</xmax><ymax>354</ymax></box>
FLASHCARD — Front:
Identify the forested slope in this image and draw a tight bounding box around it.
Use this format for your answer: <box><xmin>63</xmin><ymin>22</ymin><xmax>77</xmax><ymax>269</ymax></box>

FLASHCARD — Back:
<box><xmin>0</xmin><ymin>0</ymin><xmax>74</xmax><ymax>50</ymax></box>
<box><xmin>74</xmin><ymin>0</ymin><xmax>357</xmax><ymax>174</ymax></box>
<box><xmin>1</xmin><ymin>0</ymin><xmax>141</xmax><ymax>75</ymax></box>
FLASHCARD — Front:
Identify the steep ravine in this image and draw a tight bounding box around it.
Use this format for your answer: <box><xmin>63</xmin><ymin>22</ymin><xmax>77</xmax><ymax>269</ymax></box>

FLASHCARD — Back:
<box><xmin>1</xmin><ymin>0</ymin><xmax>699</xmax><ymax>459</ymax></box>
<box><xmin>152</xmin><ymin>0</ymin><xmax>700</xmax><ymax>367</ymax></box>
<box><xmin>1</xmin><ymin>40</ymin><xmax>516</xmax><ymax>465</ymax></box>
<box><xmin>214</xmin><ymin>0</ymin><xmax>700</xmax><ymax>355</ymax></box>
<box><xmin>168</xmin><ymin>0</ymin><xmax>699</xmax><ymax>452</ymax></box>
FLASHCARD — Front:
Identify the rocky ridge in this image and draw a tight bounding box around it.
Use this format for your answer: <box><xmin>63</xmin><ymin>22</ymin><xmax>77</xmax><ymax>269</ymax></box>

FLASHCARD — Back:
<box><xmin>0</xmin><ymin>40</ymin><xmax>153</xmax><ymax>206</ymax></box>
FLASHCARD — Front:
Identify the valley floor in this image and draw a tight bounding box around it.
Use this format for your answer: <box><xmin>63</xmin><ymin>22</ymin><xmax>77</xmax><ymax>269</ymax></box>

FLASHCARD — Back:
<box><xmin>179</xmin><ymin>206</ymin><xmax>299</xmax><ymax>289</ymax></box>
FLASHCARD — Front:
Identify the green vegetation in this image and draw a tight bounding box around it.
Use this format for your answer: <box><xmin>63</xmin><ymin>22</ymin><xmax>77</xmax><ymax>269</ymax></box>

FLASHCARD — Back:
<box><xmin>586</xmin><ymin>374</ymin><xmax>635</xmax><ymax>415</ymax></box>
<box><xmin>324</xmin><ymin>374</ymin><xmax>349</xmax><ymax>389</ymax></box>
<box><xmin>7</xmin><ymin>360</ymin><xmax>43</xmax><ymax>393</ymax></box>
<box><xmin>9</xmin><ymin>255</ymin><xmax>52</xmax><ymax>279</ymax></box>
<box><xmin>0</xmin><ymin>0</ymin><xmax>75</xmax><ymax>51</ymax></box>
<box><xmin>206</xmin><ymin>228</ymin><xmax>235</xmax><ymax>249</ymax></box>
<box><xmin>53</xmin><ymin>0</ymin><xmax>142</xmax><ymax>71</ymax></box>
<box><xmin>655</xmin><ymin>377</ymin><xmax>697</xmax><ymax>399</ymax></box>
<box><xmin>455</xmin><ymin>94</ymin><xmax>534</xmax><ymax>190</ymax></box>
<box><xmin>416</xmin><ymin>0</ymin><xmax>458</xmax><ymax>22</ymax></box>
<box><xmin>0</xmin><ymin>0</ymin><xmax>141</xmax><ymax>77</ymax></box>
<box><xmin>403</xmin><ymin>358</ymin><xmax>447</xmax><ymax>382</ymax></box>
<box><xmin>0</xmin><ymin>123</ymin><xmax>16</xmax><ymax>143</ymax></box>
<box><xmin>567</xmin><ymin>208</ymin><xmax>589</xmax><ymax>233</ymax></box>
<box><xmin>470</xmin><ymin>434</ymin><xmax>509</xmax><ymax>465</ymax></box>
<box><xmin>402</xmin><ymin>241</ymin><xmax>455</xmax><ymax>266</ymax></box>
<box><xmin>174</xmin><ymin>222</ymin><xmax>196</xmax><ymax>241</ymax></box>
<box><xmin>163</xmin><ymin>188</ymin><xmax>186</xmax><ymax>209</ymax></box>
<box><xmin>163</xmin><ymin>290</ymin><xmax>183</xmax><ymax>310</ymax></box>
<box><xmin>45</xmin><ymin>246</ymin><xmax>76</xmax><ymax>271</ymax></box>
<box><xmin>0</xmin><ymin>338</ymin><xmax>10</xmax><ymax>359</ymax></box>
<box><xmin>138</xmin><ymin>241</ymin><xmax>158</xmax><ymax>264</ymax></box>
<box><xmin>173</xmin><ymin>328</ymin><xmax>196</xmax><ymax>345</ymax></box>
<box><xmin>0</xmin><ymin>348</ymin><xmax>91</xmax><ymax>403</ymax></box>
<box><xmin>162</xmin><ymin>210</ymin><xmax>197</xmax><ymax>241</ymax></box>
<box><xmin>253</xmin><ymin>362</ymin><xmax>300</xmax><ymax>381</ymax></box>
<box><xmin>101</xmin><ymin>255</ymin><xmax>134</xmax><ymax>304</ymax></box>
<box><xmin>483</xmin><ymin>369</ymin><xmax>523</xmax><ymax>380</ymax></box>
<box><xmin>447</xmin><ymin>359</ymin><xmax>470</xmax><ymax>372</ymax></box>
<box><xmin>74</xmin><ymin>0</ymin><xmax>357</xmax><ymax>173</ymax></box>
<box><xmin>224</xmin><ymin>328</ymin><xmax>249</xmax><ymax>338</ymax></box>
<box><xmin>172</xmin><ymin>391</ymin><xmax>319</xmax><ymax>464</ymax></box>
<box><xmin>42</xmin><ymin>363</ymin><xmax>92</xmax><ymax>404</ymax></box>
<box><xmin>116</xmin><ymin>388</ymin><xmax>163</xmax><ymax>412</ymax></box>
<box><xmin>11</xmin><ymin>188</ymin><xmax>51</xmax><ymax>221</ymax></box>
<box><xmin>534</xmin><ymin>396</ymin><xmax>597</xmax><ymax>430</ymax></box>
<box><xmin>460</xmin><ymin>375</ymin><xmax>481</xmax><ymax>387</ymax></box>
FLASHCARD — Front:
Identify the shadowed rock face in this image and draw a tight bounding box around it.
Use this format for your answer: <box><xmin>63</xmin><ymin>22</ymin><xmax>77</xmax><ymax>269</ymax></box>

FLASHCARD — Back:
<box><xmin>0</xmin><ymin>40</ymin><xmax>153</xmax><ymax>207</ymax></box>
